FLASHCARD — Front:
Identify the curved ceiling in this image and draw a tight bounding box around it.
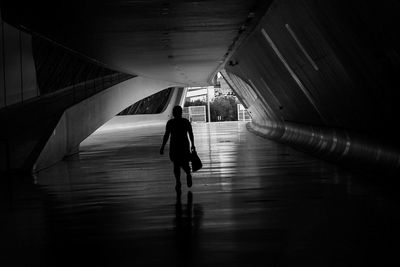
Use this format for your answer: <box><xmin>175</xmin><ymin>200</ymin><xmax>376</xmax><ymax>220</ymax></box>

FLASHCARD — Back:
<box><xmin>2</xmin><ymin>0</ymin><xmax>272</xmax><ymax>86</ymax></box>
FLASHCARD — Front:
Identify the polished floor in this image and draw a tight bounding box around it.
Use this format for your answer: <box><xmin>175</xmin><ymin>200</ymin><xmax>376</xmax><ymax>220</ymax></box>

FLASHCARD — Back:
<box><xmin>1</xmin><ymin>122</ymin><xmax>399</xmax><ymax>266</ymax></box>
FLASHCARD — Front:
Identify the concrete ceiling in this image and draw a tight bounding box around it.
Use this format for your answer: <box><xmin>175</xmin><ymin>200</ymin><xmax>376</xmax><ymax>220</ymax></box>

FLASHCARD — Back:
<box><xmin>2</xmin><ymin>0</ymin><xmax>272</xmax><ymax>86</ymax></box>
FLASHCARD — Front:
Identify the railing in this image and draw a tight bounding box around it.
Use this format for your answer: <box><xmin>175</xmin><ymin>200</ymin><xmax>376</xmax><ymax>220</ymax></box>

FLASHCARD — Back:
<box><xmin>183</xmin><ymin>106</ymin><xmax>207</xmax><ymax>122</ymax></box>
<box><xmin>237</xmin><ymin>104</ymin><xmax>252</xmax><ymax>121</ymax></box>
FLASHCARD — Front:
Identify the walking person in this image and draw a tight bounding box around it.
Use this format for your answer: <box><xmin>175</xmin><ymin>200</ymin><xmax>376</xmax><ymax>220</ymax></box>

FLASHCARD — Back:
<box><xmin>160</xmin><ymin>106</ymin><xmax>195</xmax><ymax>193</ymax></box>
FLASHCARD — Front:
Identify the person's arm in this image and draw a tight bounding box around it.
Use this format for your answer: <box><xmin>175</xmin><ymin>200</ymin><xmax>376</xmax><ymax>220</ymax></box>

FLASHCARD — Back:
<box><xmin>160</xmin><ymin>122</ymin><xmax>171</xmax><ymax>155</ymax></box>
<box><xmin>188</xmin><ymin>122</ymin><xmax>195</xmax><ymax>151</ymax></box>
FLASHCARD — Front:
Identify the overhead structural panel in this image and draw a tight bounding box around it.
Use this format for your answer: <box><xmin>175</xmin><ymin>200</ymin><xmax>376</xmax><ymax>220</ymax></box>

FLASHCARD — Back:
<box><xmin>1</xmin><ymin>0</ymin><xmax>272</xmax><ymax>86</ymax></box>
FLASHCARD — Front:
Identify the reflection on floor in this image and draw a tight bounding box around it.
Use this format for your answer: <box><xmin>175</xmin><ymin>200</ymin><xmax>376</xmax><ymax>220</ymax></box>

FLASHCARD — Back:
<box><xmin>1</xmin><ymin>122</ymin><xmax>398</xmax><ymax>266</ymax></box>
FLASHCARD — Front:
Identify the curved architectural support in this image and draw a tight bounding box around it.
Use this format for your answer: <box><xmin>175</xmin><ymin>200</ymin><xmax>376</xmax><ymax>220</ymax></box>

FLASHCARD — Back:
<box><xmin>34</xmin><ymin>77</ymin><xmax>180</xmax><ymax>172</ymax></box>
<box><xmin>0</xmin><ymin>19</ymin><xmax>136</xmax><ymax>174</ymax></box>
<box><xmin>96</xmin><ymin>87</ymin><xmax>187</xmax><ymax>132</ymax></box>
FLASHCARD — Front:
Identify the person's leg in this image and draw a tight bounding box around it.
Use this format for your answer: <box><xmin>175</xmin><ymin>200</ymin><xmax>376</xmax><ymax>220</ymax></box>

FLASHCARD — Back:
<box><xmin>182</xmin><ymin>160</ymin><xmax>192</xmax><ymax>187</ymax></box>
<box><xmin>173</xmin><ymin>162</ymin><xmax>182</xmax><ymax>192</ymax></box>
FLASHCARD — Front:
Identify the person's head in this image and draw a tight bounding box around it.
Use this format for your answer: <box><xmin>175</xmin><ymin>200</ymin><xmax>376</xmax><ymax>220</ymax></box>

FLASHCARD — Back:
<box><xmin>172</xmin><ymin>105</ymin><xmax>183</xmax><ymax>118</ymax></box>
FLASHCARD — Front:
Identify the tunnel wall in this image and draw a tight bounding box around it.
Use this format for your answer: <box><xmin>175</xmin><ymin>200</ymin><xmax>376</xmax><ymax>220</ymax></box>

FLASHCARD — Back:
<box><xmin>0</xmin><ymin>14</ymin><xmax>136</xmax><ymax>174</ymax></box>
<box><xmin>0</xmin><ymin>14</ymin><xmax>38</xmax><ymax>108</ymax></box>
<box><xmin>224</xmin><ymin>0</ymin><xmax>400</xmax><ymax>172</ymax></box>
<box><xmin>34</xmin><ymin>78</ymin><xmax>180</xmax><ymax>172</ymax></box>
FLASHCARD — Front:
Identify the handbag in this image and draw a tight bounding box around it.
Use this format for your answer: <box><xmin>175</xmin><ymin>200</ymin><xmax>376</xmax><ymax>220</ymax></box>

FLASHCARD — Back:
<box><xmin>191</xmin><ymin>148</ymin><xmax>202</xmax><ymax>172</ymax></box>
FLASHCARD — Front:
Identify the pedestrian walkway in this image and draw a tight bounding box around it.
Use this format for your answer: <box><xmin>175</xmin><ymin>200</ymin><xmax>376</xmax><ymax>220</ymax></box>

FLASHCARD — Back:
<box><xmin>2</xmin><ymin>122</ymin><xmax>398</xmax><ymax>266</ymax></box>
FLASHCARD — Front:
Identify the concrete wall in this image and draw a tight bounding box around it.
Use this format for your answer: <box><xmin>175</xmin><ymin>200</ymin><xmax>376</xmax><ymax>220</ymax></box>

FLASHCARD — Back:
<box><xmin>35</xmin><ymin>77</ymin><xmax>181</xmax><ymax>171</ymax></box>
<box><xmin>224</xmin><ymin>0</ymin><xmax>400</xmax><ymax>172</ymax></box>
<box><xmin>0</xmin><ymin>16</ymin><xmax>38</xmax><ymax>108</ymax></box>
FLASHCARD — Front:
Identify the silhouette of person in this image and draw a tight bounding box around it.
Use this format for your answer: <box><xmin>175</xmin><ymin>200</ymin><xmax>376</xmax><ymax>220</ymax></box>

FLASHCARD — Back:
<box><xmin>160</xmin><ymin>106</ymin><xmax>195</xmax><ymax>193</ymax></box>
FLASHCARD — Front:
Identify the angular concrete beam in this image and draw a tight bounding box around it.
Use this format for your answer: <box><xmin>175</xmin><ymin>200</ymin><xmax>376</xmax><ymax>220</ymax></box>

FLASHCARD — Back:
<box><xmin>34</xmin><ymin>77</ymin><xmax>181</xmax><ymax>172</ymax></box>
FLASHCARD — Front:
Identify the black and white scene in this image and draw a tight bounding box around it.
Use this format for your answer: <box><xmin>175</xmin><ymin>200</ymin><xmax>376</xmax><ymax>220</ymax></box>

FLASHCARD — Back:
<box><xmin>1</xmin><ymin>1</ymin><xmax>400</xmax><ymax>266</ymax></box>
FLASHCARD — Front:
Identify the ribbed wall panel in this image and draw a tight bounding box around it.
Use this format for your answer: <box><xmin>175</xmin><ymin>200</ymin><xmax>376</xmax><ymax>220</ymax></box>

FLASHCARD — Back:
<box><xmin>224</xmin><ymin>0</ymin><xmax>400</xmax><ymax>172</ymax></box>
